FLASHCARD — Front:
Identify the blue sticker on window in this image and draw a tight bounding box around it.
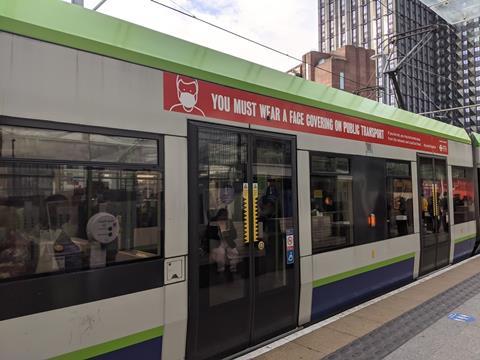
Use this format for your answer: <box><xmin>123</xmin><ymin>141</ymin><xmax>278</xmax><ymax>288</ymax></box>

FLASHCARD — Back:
<box><xmin>448</xmin><ymin>313</ymin><xmax>476</xmax><ymax>323</ymax></box>
<box><xmin>286</xmin><ymin>249</ymin><xmax>294</xmax><ymax>264</ymax></box>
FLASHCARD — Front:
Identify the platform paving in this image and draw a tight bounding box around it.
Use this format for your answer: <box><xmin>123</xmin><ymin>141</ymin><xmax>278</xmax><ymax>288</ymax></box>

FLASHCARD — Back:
<box><xmin>250</xmin><ymin>255</ymin><xmax>480</xmax><ymax>360</ymax></box>
<box><xmin>384</xmin><ymin>290</ymin><xmax>480</xmax><ymax>360</ymax></box>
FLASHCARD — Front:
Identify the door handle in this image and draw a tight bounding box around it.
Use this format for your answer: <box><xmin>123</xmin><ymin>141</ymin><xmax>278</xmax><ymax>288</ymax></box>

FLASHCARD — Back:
<box><xmin>243</xmin><ymin>183</ymin><xmax>251</xmax><ymax>243</ymax></box>
<box><xmin>253</xmin><ymin>183</ymin><xmax>259</xmax><ymax>242</ymax></box>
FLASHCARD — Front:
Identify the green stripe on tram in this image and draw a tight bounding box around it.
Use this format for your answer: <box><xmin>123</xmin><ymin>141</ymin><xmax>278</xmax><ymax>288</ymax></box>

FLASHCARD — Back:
<box><xmin>454</xmin><ymin>234</ymin><xmax>476</xmax><ymax>244</ymax></box>
<box><xmin>313</xmin><ymin>252</ymin><xmax>415</xmax><ymax>288</ymax></box>
<box><xmin>50</xmin><ymin>326</ymin><xmax>164</xmax><ymax>360</ymax></box>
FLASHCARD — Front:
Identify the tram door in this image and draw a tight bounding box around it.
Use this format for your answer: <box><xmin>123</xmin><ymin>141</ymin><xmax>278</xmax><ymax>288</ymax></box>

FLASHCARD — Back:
<box><xmin>418</xmin><ymin>156</ymin><xmax>451</xmax><ymax>275</ymax></box>
<box><xmin>187</xmin><ymin>123</ymin><xmax>298</xmax><ymax>360</ymax></box>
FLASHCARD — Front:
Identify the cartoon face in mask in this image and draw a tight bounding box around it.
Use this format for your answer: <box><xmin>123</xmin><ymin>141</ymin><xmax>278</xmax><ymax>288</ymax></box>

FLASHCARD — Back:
<box><xmin>177</xmin><ymin>78</ymin><xmax>198</xmax><ymax>109</ymax></box>
<box><xmin>169</xmin><ymin>75</ymin><xmax>206</xmax><ymax>116</ymax></box>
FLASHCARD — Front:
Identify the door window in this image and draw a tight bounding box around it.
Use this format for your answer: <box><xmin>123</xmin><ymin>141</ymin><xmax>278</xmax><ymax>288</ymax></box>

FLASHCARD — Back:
<box><xmin>197</xmin><ymin>128</ymin><xmax>249</xmax><ymax>306</ymax></box>
<box><xmin>254</xmin><ymin>138</ymin><xmax>293</xmax><ymax>293</ymax></box>
<box><xmin>418</xmin><ymin>156</ymin><xmax>450</xmax><ymax>274</ymax></box>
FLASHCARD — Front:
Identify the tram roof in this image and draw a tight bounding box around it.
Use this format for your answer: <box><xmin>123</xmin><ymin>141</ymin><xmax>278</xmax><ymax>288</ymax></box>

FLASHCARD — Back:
<box><xmin>472</xmin><ymin>132</ymin><xmax>480</xmax><ymax>147</ymax></box>
<box><xmin>0</xmin><ymin>0</ymin><xmax>471</xmax><ymax>144</ymax></box>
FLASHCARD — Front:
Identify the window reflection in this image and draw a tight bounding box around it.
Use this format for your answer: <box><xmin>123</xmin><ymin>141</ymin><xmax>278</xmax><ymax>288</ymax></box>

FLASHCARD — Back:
<box><xmin>0</xmin><ymin>163</ymin><xmax>163</xmax><ymax>281</ymax></box>
<box><xmin>0</xmin><ymin>125</ymin><xmax>157</xmax><ymax>164</ymax></box>
<box><xmin>197</xmin><ymin>128</ymin><xmax>248</xmax><ymax>306</ymax></box>
<box><xmin>419</xmin><ymin>158</ymin><xmax>449</xmax><ymax>236</ymax></box>
<box><xmin>254</xmin><ymin>137</ymin><xmax>293</xmax><ymax>293</ymax></box>
<box><xmin>452</xmin><ymin>166</ymin><xmax>475</xmax><ymax>224</ymax></box>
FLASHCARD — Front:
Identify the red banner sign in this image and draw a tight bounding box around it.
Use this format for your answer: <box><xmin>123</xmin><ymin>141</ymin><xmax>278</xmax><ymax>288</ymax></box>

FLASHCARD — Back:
<box><xmin>163</xmin><ymin>72</ymin><xmax>448</xmax><ymax>155</ymax></box>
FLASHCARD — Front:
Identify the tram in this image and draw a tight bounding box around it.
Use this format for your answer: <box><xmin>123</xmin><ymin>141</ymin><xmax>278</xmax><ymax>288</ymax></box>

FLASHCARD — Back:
<box><xmin>0</xmin><ymin>1</ymin><xmax>479</xmax><ymax>359</ymax></box>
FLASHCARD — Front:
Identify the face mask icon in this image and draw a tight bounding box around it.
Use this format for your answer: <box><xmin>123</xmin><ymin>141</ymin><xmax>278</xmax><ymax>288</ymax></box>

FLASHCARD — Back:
<box><xmin>179</xmin><ymin>91</ymin><xmax>197</xmax><ymax>109</ymax></box>
<box><xmin>169</xmin><ymin>75</ymin><xmax>205</xmax><ymax>116</ymax></box>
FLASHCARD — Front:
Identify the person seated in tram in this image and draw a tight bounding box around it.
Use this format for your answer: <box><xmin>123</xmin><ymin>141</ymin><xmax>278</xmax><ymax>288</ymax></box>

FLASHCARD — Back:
<box><xmin>0</xmin><ymin>203</ymin><xmax>36</xmax><ymax>279</ymax></box>
<box><xmin>208</xmin><ymin>208</ymin><xmax>239</xmax><ymax>273</ymax></box>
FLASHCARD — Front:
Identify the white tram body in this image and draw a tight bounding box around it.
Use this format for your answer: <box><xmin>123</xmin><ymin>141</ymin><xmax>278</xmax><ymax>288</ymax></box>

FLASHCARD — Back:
<box><xmin>0</xmin><ymin>1</ymin><xmax>478</xmax><ymax>360</ymax></box>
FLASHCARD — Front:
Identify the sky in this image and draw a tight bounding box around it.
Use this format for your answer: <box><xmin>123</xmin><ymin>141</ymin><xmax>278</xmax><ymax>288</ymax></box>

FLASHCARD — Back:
<box><xmin>65</xmin><ymin>0</ymin><xmax>318</xmax><ymax>72</ymax></box>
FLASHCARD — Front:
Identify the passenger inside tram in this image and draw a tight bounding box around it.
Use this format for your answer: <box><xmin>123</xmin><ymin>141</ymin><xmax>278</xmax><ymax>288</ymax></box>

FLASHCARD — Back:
<box><xmin>208</xmin><ymin>208</ymin><xmax>240</xmax><ymax>273</ymax></box>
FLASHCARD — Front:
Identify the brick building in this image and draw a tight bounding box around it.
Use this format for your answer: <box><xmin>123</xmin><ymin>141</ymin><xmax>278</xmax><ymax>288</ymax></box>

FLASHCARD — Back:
<box><xmin>288</xmin><ymin>45</ymin><xmax>376</xmax><ymax>100</ymax></box>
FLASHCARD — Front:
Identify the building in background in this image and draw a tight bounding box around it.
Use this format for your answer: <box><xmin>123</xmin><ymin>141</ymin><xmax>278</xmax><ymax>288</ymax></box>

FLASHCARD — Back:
<box><xmin>456</xmin><ymin>18</ymin><xmax>480</xmax><ymax>128</ymax></box>
<box><xmin>318</xmin><ymin>0</ymin><xmax>479</xmax><ymax>130</ymax></box>
<box><xmin>288</xmin><ymin>46</ymin><xmax>376</xmax><ymax>99</ymax></box>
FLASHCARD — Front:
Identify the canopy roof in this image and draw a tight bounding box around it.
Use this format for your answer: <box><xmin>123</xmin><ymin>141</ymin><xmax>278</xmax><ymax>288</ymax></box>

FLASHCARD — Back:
<box><xmin>418</xmin><ymin>0</ymin><xmax>480</xmax><ymax>24</ymax></box>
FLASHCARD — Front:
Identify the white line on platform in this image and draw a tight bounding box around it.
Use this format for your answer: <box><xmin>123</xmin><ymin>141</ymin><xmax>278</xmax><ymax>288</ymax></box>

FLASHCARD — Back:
<box><xmin>236</xmin><ymin>254</ymin><xmax>479</xmax><ymax>359</ymax></box>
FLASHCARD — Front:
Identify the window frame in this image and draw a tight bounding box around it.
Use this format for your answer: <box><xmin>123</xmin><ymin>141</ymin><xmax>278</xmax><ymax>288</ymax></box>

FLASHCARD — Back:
<box><xmin>0</xmin><ymin>116</ymin><xmax>165</xmax><ymax>321</ymax></box>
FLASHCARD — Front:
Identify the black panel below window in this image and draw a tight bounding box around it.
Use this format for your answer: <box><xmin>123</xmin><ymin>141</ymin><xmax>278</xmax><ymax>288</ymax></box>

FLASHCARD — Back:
<box><xmin>0</xmin><ymin>258</ymin><xmax>164</xmax><ymax>321</ymax></box>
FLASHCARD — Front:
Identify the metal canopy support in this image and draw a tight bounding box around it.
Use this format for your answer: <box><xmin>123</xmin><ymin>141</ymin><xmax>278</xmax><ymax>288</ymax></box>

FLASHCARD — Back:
<box><xmin>382</xmin><ymin>27</ymin><xmax>437</xmax><ymax>110</ymax></box>
<box><xmin>93</xmin><ymin>0</ymin><xmax>109</xmax><ymax>10</ymax></box>
<box><xmin>386</xmin><ymin>72</ymin><xmax>406</xmax><ymax>110</ymax></box>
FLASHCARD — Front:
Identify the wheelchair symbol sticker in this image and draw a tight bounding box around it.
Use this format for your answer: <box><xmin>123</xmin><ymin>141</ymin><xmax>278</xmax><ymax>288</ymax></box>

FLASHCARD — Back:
<box><xmin>286</xmin><ymin>250</ymin><xmax>294</xmax><ymax>264</ymax></box>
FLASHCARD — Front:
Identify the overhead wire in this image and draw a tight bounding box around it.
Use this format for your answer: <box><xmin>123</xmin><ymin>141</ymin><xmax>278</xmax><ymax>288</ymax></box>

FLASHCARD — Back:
<box><xmin>149</xmin><ymin>0</ymin><xmax>370</xmax><ymax>90</ymax></box>
<box><xmin>150</xmin><ymin>0</ymin><xmax>460</xmax><ymax>102</ymax></box>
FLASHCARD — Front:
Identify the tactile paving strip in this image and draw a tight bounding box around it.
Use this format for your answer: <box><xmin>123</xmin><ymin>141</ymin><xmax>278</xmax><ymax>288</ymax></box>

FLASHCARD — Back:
<box><xmin>323</xmin><ymin>272</ymin><xmax>480</xmax><ymax>360</ymax></box>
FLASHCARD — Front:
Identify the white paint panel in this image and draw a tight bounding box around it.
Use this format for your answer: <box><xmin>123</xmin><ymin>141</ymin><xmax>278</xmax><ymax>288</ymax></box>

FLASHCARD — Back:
<box><xmin>0</xmin><ymin>32</ymin><xmax>12</xmax><ymax>115</ymax></box>
<box><xmin>165</xmin><ymin>136</ymin><xmax>188</xmax><ymax>257</ymax></box>
<box><xmin>0</xmin><ymin>288</ymin><xmax>164</xmax><ymax>360</ymax></box>
<box><xmin>448</xmin><ymin>140</ymin><xmax>473</xmax><ymax>167</ymax></box>
<box><xmin>299</xmin><ymin>256</ymin><xmax>313</xmax><ymax>325</ymax></box>
<box><xmin>411</xmin><ymin>161</ymin><xmax>420</xmax><ymax>235</ymax></box>
<box><xmin>5</xmin><ymin>33</ymin><xmax>77</xmax><ymax>121</ymax></box>
<box><xmin>451</xmin><ymin>220</ymin><xmax>477</xmax><ymax>240</ymax></box>
<box><xmin>413</xmin><ymin>235</ymin><xmax>421</xmax><ymax>279</ymax></box>
<box><xmin>163</xmin><ymin>282</ymin><xmax>188</xmax><ymax>360</ymax></box>
<box><xmin>297</xmin><ymin>150</ymin><xmax>312</xmax><ymax>257</ymax></box>
<box><xmin>3</xmin><ymin>34</ymin><xmax>185</xmax><ymax>136</ymax></box>
<box><xmin>411</xmin><ymin>161</ymin><xmax>421</xmax><ymax>278</ymax></box>
<box><xmin>312</xmin><ymin>234</ymin><xmax>419</xmax><ymax>281</ymax></box>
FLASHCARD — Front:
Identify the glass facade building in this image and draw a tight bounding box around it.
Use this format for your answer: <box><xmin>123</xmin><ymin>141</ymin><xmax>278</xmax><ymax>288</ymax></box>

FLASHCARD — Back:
<box><xmin>318</xmin><ymin>0</ymin><xmax>479</xmax><ymax>129</ymax></box>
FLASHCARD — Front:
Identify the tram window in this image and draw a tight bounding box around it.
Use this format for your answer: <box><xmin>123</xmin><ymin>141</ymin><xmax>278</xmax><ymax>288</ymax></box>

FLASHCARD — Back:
<box><xmin>0</xmin><ymin>125</ymin><xmax>158</xmax><ymax>165</ymax></box>
<box><xmin>310</xmin><ymin>154</ymin><xmax>354</xmax><ymax>253</ymax></box>
<box><xmin>386</xmin><ymin>161</ymin><xmax>414</xmax><ymax>238</ymax></box>
<box><xmin>311</xmin><ymin>155</ymin><xmax>349</xmax><ymax>174</ymax></box>
<box><xmin>452</xmin><ymin>167</ymin><xmax>475</xmax><ymax>224</ymax></box>
<box><xmin>0</xmin><ymin>126</ymin><xmax>163</xmax><ymax>282</ymax></box>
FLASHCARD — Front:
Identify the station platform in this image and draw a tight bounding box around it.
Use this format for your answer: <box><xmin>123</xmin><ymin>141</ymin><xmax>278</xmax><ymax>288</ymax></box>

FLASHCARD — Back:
<box><xmin>239</xmin><ymin>255</ymin><xmax>480</xmax><ymax>360</ymax></box>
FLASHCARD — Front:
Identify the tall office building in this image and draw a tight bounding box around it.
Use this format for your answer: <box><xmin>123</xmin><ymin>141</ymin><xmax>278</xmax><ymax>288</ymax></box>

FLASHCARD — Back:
<box><xmin>318</xmin><ymin>0</ymin><xmax>477</xmax><ymax>129</ymax></box>
<box><xmin>457</xmin><ymin>19</ymin><xmax>480</xmax><ymax>128</ymax></box>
